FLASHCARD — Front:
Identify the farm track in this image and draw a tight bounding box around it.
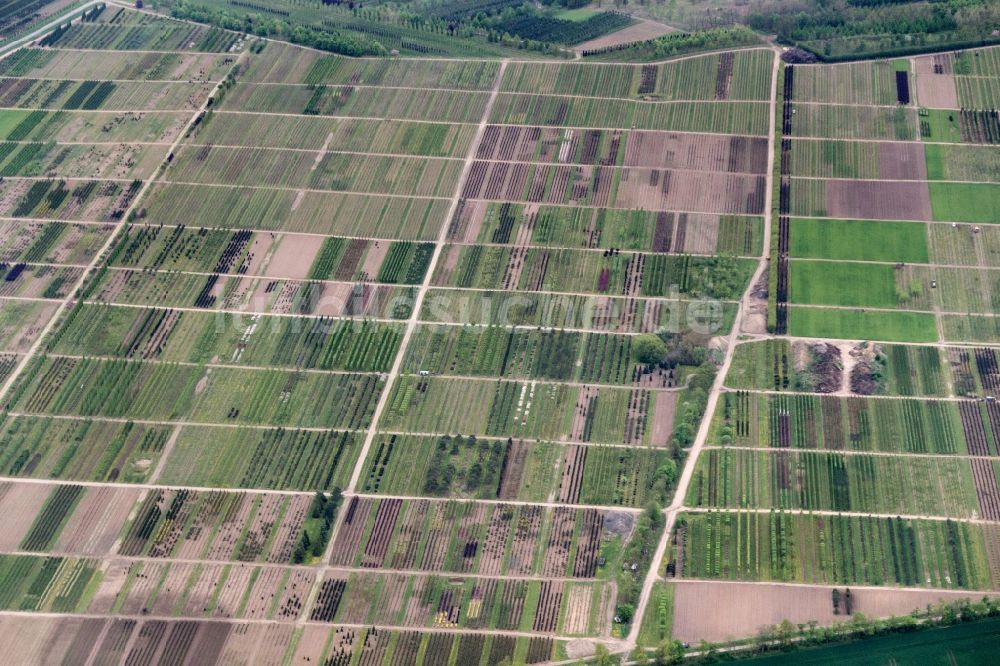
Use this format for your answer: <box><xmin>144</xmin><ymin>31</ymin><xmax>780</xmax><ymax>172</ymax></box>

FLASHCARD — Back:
<box><xmin>14</xmin><ymin>351</ymin><xmax>689</xmax><ymax>393</ymax></box>
<box><xmin>70</xmin><ymin>299</ymin><xmax>734</xmax><ymax>338</ymax></box>
<box><xmin>0</xmin><ymin>48</ymin><xmax>244</xmax><ymax>408</ymax></box>
<box><xmin>8</xmin><ymin>5</ymin><xmax>1000</xmax><ymax>657</ymax></box>
<box><xmin>0</xmin><ymin>469</ymin><xmax>646</xmax><ymax>514</ymax></box>
<box><xmin>300</xmin><ymin>61</ymin><xmax>514</xmax><ymax>625</ymax></box>
<box><xmin>681</xmin><ymin>505</ymin><xmax>1000</xmax><ymax>525</ymax></box>
<box><xmin>702</xmin><ymin>443</ymin><xmax>1000</xmax><ymax>461</ymax></box>
<box><xmin>0</xmin><ymin>608</ymin><xmax>589</xmax><ymax>640</ymax></box>
<box><xmin>212</xmin><ymin>109</ymin><xmax>773</xmax><ymax>136</ymax></box>
<box><xmin>0</xmin><ymin>546</ymin><xmax>599</xmax><ymax>582</ymax></box>
<box><xmin>720</xmin><ymin>386</ymin><xmax>1000</xmax><ymax>403</ymax></box>
<box><xmin>626</xmin><ymin>47</ymin><xmax>782</xmax><ymax>652</ymax></box>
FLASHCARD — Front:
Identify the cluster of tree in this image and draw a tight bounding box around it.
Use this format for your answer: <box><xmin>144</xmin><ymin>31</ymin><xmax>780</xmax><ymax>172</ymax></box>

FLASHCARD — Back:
<box><xmin>491</xmin><ymin>9</ymin><xmax>632</xmax><ymax>45</ymax></box>
<box><xmin>292</xmin><ymin>489</ymin><xmax>342</xmax><ymax>563</ymax></box>
<box><xmin>582</xmin><ymin>25</ymin><xmax>761</xmax><ymax>60</ymax></box>
<box><xmin>747</xmin><ymin>0</ymin><xmax>1000</xmax><ymax>60</ymax></box>
<box><xmin>170</xmin><ymin>0</ymin><xmax>387</xmax><ymax>56</ymax></box>
<box><xmin>670</xmin><ymin>360</ymin><xmax>716</xmax><ymax>449</ymax></box>
<box><xmin>613</xmin><ymin>503</ymin><xmax>666</xmax><ymax>630</ymax></box>
<box><xmin>423</xmin><ymin>435</ymin><xmax>505</xmax><ymax>495</ymax></box>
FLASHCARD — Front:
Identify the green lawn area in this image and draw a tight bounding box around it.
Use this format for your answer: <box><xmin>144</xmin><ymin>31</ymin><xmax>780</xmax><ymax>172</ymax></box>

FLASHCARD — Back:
<box><xmin>740</xmin><ymin>616</ymin><xmax>1000</xmax><ymax>665</ymax></box>
<box><xmin>555</xmin><ymin>8</ymin><xmax>600</xmax><ymax>20</ymax></box>
<box><xmin>789</xmin><ymin>306</ymin><xmax>938</xmax><ymax>342</ymax></box>
<box><xmin>920</xmin><ymin>110</ymin><xmax>963</xmax><ymax>144</ymax></box>
<box><xmin>789</xmin><ymin>218</ymin><xmax>929</xmax><ymax>262</ymax></box>
<box><xmin>930</xmin><ymin>183</ymin><xmax>1000</xmax><ymax>223</ymax></box>
<box><xmin>790</xmin><ymin>261</ymin><xmax>899</xmax><ymax>308</ymax></box>
<box><xmin>924</xmin><ymin>143</ymin><xmax>947</xmax><ymax>180</ymax></box>
<box><xmin>0</xmin><ymin>110</ymin><xmax>31</xmax><ymax>139</ymax></box>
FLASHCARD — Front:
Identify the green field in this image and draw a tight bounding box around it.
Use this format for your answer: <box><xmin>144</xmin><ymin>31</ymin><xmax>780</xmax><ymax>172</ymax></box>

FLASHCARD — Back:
<box><xmin>789</xmin><ymin>219</ymin><xmax>929</xmax><ymax>262</ymax></box>
<box><xmin>920</xmin><ymin>109</ymin><xmax>964</xmax><ymax>144</ymax></box>
<box><xmin>930</xmin><ymin>183</ymin><xmax>1000</xmax><ymax>224</ymax></box>
<box><xmin>790</xmin><ymin>261</ymin><xmax>899</xmax><ymax>308</ymax></box>
<box><xmin>788</xmin><ymin>307</ymin><xmax>938</xmax><ymax>342</ymax></box>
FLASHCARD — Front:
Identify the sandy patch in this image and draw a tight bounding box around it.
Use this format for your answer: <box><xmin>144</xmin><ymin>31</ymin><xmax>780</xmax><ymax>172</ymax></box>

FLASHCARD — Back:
<box><xmin>265</xmin><ymin>234</ymin><xmax>323</xmax><ymax>280</ymax></box>
<box><xmin>564</xmin><ymin>639</ymin><xmax>598</xmax><ymax>659</ymax></box>
<box><xmin>913</xmin><ymin>55</ymin><xmax>958</xmax><ymax>109</ymax></box>
<box><xmin>0</xmin><ymin>482</ymin><xmax>53</xmax><ymax>550</ymax></box>
<box><xmin>358</xmin><ymin>240</ymin><xmax>390</xmax><ymax>282</ymax></box>
<box><xmin>243</xmin><ymin>233</ymin><xmax>275</xmax><ymax>277</ymax></box>
<box><xmin>672</xmin><ymin>580</ymin><xmax>998</xmax><ymax>644</ymax></box>
<box><xmin>575</xmin><ymin>20</ymin><xmax>674</xmax><ymax>53</ymax></box>
<box><xmin>649</xmin><ymin>391</ymin><xmax>678</xmax><ymax>447</ymax></box>
<box><xmin>55</xmin><ymin>486</ymin><xmax>142</xmax><ymax>556</ymax></box>
<box><xmin>824</xmin><ymin>180</ymin><xmax>932</xmax><ymax>221</ymax></box>
<box><xmin>877</xmin><ymin>142</ymin><xmax>928</xmax><ymax>180</ymax></box>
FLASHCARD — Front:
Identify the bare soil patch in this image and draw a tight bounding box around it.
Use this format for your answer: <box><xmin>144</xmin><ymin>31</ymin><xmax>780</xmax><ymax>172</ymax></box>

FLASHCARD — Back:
<box><xmin>0</xmin><ymin>482</ymin><xmax>52</xmax><ymax>550</ymax></box>
<box><xmin>623</xmin><ymin>133</ymin><xmax>768</xmax><ymax>174</ymax></box>
<box><xmin>825</xmin><ymin>180</ymin><xmax>932</xmax><ymax>221</ymax></box>
<box><xmin>56</xmin><ymin>486</ymin><xmax>142</xmax><ymax>556</ymax></box>
<box><xmin>358</xmin><ymin>240</ymin><xmax>389</xmax><ymax>282</ymax></box>
<box><xmin>575</xmin><ymin>20</ymin><xmax>674</xmax><ymax>53</ymax></box>
<box><xmin>265</xmin><ymin>234</ymin><xmax>322</xmax><ymax>280</ymax></box>
<box><xmin>650</xmin><ymin>391</ymin><xmax>678</xmax><ymax>446</ymax></box>
<box><xmin>878</xmin><ymin>142</ymin><xmax>928</xmax><ymax>181</ymax></box>
<box><xmin>615</xmin><ymin>169</ymin><xmax>766</xmax><ymax>215</ymax></box>
<box><xmin>672</xmin><ymin>581</ymin><xmax>998</xmax><ymax>644</ymax></box>
<box><xmin>913</xmin><ymin>55</ymin><xmax>958</xmax><ymax>108</ymax></box>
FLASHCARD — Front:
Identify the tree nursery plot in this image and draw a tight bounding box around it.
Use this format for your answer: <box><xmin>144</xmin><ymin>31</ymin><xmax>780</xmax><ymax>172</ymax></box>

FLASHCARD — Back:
<box><xmin>4</xmin><ymin>5</ymin><xmax>999</xmax><ymax>660</ymax></box>
<box><xmin>670</xmin><ymin>510</ymin><xmax>996</xmax><ymax>589</ymax></box>
<box><xmin>712</xmin><ymin>391</ymin><xmax>974</xmax><ymax>454</ymax></box>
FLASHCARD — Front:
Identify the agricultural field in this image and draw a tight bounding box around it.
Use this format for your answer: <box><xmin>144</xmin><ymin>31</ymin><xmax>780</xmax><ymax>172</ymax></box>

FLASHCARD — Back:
<box><xmin>0</xmin><ymin>5</ymin><xmax>787</xmax><ymax>662</ymax></box>
<box><xmin>655</xmin><ymin>45</ymin><xmax>1000</xmax><ymax>654</ymax></box>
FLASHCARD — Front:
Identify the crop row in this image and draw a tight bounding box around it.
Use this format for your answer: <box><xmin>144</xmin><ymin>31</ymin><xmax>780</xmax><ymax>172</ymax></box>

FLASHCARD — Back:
<box><xmin>141</xmin><ymin>183</ymin><xmax>448</xmax><ymax>238</ymax></box>
<box><xmin>489</xmin><ymin>95</ymin><xmax>769</xmax><ymax>134</ymax></box>
<box><xmin>362</xmin><ymin>434</ymin><xmax>674</xmax><ymax>507</ymax></box>
<box><xmin>673</xmin><ymin>511</ymin><xmax>995</xmax><ymax>590</ymax></box>
<box><xmin>419</xmin><ymin>287</ymin><xmax>737</xmax><ymax>334</ymax></box>
<box><xmin>380</xmin><ymin>376</ymin><xmax>659</xmax><ymax>447</ymax></box>
<box><xmin>157</xmin><ymin>426</ymin><xmax>359</xmax><ymax>491</ymax></box>
<box><xmin>44</xmin><ymin>20</ymin><xmax>241</xmax><ymax>52</ymax></box>
<box><xmin>689</xmin><ymin>448</ymin><xmax>982</xmax><ymax>518</ymax></box>
<box><xmin>0</xmin><ymin>415</ymin><xmax>168</xmax><ymax>483</ymax></box>
<box><xmin>194</xmin><ymin>112</ymin><xmax>476</xmax><ymax>156</ymax></box>
<box><xmin>12</xmin><ymin>356</ymin><xmax>383</xmax><ymax>428</ymax></box>
<box><xmin>221</xmin><ymin>83</ymin><xmax>490</xmax><ymax>123</ymax></box>
<box><xmin>311</xmin><ymin>569</ymin><xmax>610</xmax><ymax>636</ymax></box>
<box><xmin>119</xmin><ymin>489</ymin><xmax>313</xmax><ymax>563</ymax></box>
<box><xmin>167</xmin><ymin>144</ymin><xmax>463</xmax><ymax>198</ymax></box>
<box><xmin>464</xmin><ymin>205</ymin><xmax>760</xmax><ymax>256</ymax></box>
<box><xmin>500</xmin><ymin>50</ymin><xmax>773</xmax><ymax>101</ymax></box>
<box><xmin>328</xmin><ymin>494</ymin><xmax>625</xmax><ymax>579</ymax></box>
<box><xmin>404</xmin><ymin>325</ymin><xmax>641</xmax><ymax>385</ymax></box>
<box><xmin>0</xmin><ymin>554</ymin><xmax>100</xmax><ymax>612</ymax></box>
<box><xmin>0</xmin><ymin>76</ymin><xmax>210</xmax><ymax>112</ymax></box>
<box><xmin>715</xmin><ymin>391</ymin><xmax>974</xmax><ymax>455</ymax></box>
<box><xmin>434</xmin><ymin>244</ymin><xmax>753</xmax><ymax>300</ymax></box>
